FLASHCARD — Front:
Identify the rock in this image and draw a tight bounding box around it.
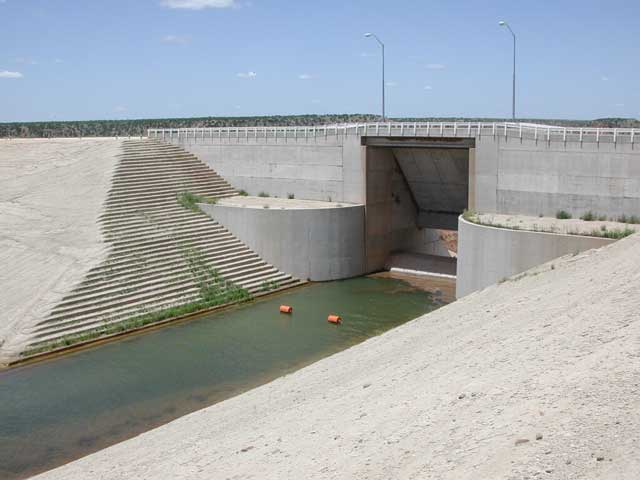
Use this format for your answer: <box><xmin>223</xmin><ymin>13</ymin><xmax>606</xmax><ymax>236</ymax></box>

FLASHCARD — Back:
<box><xmin>536</xmin><ymin>433</ymin><xmax>543</xmax><ymax>440</ymax></box>
<box><xmin>545</xmin><ymin>469</ymin><xmax>553</xmax><ymax>474</ymax></box>
<box><xmin>240</xmin><ymin>446</ymin><xmax>254</xmax><ymax>453</ymax></box>
<box><xmin>458</xmin><ymin>393</ymin><xmax>466</xmax><ymax>399</ymax></box>
<box><xmin>363</xmin><ymin>383</ymin><xmax>371</xmax><ymax>389</ymax></box>
<box><xmin>515</xmin><ymin>438</ymin><xmax>530</xmax><ymax>446</ymax></box>
<box><xmin>566</xmin><ymin>459</ymin><xmax>572</xmax><ymax>465</ymax></box>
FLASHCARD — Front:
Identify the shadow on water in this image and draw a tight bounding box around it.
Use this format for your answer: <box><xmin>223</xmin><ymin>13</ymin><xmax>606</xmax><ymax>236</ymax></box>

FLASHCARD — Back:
<box><xmin>0</xmin><ymin>277</ymin><xmax>439</xmax><ymax>479</ymax></box>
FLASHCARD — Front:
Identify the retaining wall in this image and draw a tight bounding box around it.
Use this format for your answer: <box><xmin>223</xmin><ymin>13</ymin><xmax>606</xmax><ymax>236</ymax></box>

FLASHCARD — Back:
<box><xmin>456</xmin><ymin>216</ymin><xmax>614</xmax><ymax>298</ymax></box>
<box><xmin>200</xmin><ymin>202</ymin><xmax>365</xmax><ymax>281</ymax></box>
<box><xmin>474</xmin><ymin>137</ymin><xmax>640</xmax><ymax>219</ymax></box>
<box><xmin>173</xmin><ymin>136</ymin><xmax>365</xmax><ymax>205</ymax></box>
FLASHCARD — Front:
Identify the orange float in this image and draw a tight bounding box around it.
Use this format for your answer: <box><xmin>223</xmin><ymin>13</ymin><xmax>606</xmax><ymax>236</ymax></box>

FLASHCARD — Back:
<box><xmin>327</xmin><ymin>314</ymin><xmax>342</xmax><ymax>324</ymax></box>
<box><xmin>279</xmin><ymin>305</ymin><xmax>293</xmax><ymax>314</ymax></box>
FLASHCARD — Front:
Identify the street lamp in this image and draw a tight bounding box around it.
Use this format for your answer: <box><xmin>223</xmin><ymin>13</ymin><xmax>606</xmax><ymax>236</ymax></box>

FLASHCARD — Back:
<box><xmin>364</xmin><ymin>32</ymin><xmax>385</xmax><ymax>121</ymax></box>
<box><xmin>499</xmin><ymin>20</ymin><xmax>516</xmax><ymax>121</ymax></box>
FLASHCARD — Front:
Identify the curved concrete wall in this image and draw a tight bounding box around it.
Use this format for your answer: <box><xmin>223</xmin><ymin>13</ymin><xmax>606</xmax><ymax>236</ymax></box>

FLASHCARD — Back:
<box><xmin>456</xmin><ymin>216</ymin><xmax>613</xmax><ymax>298</ymax></box>
<box><xmin>200</xmin><ymin>203</ymin><xmax>365</xmax><ymax>281</ymax></box>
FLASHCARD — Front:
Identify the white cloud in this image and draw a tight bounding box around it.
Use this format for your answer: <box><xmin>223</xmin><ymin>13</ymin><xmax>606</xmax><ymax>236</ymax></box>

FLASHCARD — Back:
<box><xmin>298</xmin><ymin>73</ymin><xmax>314</xmax><ymax>80</ymax></box>
<box><xmin>426</xmin><ymin>63</ymin><xmax>445</xmax><ymax>70</ymax></box>
<box><xmin>311</xmin><ymin>99</ymin><xmax>321</xmax><ymax>104</ymax></box>
<box><xmin>161</xmin><ymin>0</ymin><xmax>235</xmax><ymax>9</ymax></box>
<box><xmin>54</xmin><ymin>58</ymin><xmax>63</xmax><ymax>64</ymax></box>
<box><xmin>385</xmin><ymin>81</ymin><xmax>398</xmax><ymax>87</ymax></box>
<box><xmin>114</xmin><ymin>105</ymin><xmax>127</xmax><ymax>113</ymax></box>
<box><xmin>614</xmin><ymin>103</ymin><xmax>625</xmax><ymax>107</ymax></box>
<box><xmin>424</xmin><ymin>85</ymin><xmax>433</xmax><ymax>90</ymax></box>
<box><xmin>601</xmin><ymin>76</ymin><xmax>609</xmax><ymax>81</ymax></box>
<box><xmin>237</xmin><ymin>71</ymin><xmax>256</xmax><ymax>78</ymax></box>
<box><xmin>0</xmin><ymin>70</ymin><xmax>23</xmax><ymax>78</ymax></box>
<box><xmin>360</xmin><ymin>52</ymin><xmax>376</xmax><ymax>58</ymax></box>
<box><xmin>162</xmin><ymin>34</ymin><xmax>191</xmax><ymax>44</ymax></box>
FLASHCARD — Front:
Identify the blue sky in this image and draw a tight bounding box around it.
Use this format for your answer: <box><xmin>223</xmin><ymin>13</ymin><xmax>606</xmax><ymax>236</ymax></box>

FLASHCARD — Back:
<box><xmin>1</xmin><ymin>0</ymin><xmax>638</xmax><ymax>122</ymax></box>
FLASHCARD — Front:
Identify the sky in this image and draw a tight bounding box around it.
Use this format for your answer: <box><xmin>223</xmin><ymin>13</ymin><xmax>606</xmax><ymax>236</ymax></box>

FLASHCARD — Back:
<box><xmin>0</xmin><ymin>0</ymin><xmax>638</xmax><ymax>122</ymax></box>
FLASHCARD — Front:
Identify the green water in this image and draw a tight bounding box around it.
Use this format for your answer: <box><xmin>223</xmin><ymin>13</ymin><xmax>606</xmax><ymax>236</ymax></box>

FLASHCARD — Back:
<box><xmin>0</xmin><ymin>277</ymin><xmax>437</xmax><ymax>479</ymax></box>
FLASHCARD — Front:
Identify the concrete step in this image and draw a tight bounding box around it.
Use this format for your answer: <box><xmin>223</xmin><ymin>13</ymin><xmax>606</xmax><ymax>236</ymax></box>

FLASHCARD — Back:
<box><xmin>62</xmin><ymin>253</ymin><xmax>263</xmax><ymax>304</ymax></box>
<box><xmin>86</xmin><ymin>238</ymin><xmax>246</xmax><ymax>276</ymax></box>
<box><xmin>52</xmin><ymin>257</ymin><xmax>270</xmax><ymax>314</ymax></box>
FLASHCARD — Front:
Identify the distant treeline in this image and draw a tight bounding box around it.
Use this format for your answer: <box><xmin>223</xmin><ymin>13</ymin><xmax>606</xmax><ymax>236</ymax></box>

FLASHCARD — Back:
<box><xmin>1</xmin><ymin>115</ymin><xmax>638</xmax><ymax>138</ymax></box>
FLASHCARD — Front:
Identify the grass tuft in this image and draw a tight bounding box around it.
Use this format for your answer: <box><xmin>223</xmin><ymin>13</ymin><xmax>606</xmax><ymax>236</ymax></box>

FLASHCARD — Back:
<box><xmin>580</xmin><ymin>211</ymin><xmax>597</xmax><ymax>221</ymax></box>
<box><xmin>177</xmin><ymin>191</ymin><xmax>216</xmax><ymax>213</ymax></box>
<box><xmin>556</xmin><ymin>210</ymin><xmax>572</xmax><ymax>220</ymax></box>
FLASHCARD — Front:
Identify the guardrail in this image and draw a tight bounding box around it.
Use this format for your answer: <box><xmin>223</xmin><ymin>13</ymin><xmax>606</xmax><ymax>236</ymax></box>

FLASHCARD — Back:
<box><xmin>148</xmin><ymin>122</ymin><xmax>638</xmax><ymax>146</ymax></box>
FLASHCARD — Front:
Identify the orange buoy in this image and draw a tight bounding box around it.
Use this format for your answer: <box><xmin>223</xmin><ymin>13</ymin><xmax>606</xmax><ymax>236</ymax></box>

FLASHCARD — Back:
<box><xmin>327</xmin><ymin>314</ymin><xmax>342</xmax><ymax>324</ymax></box>
<box><xmin>279</xmin><ymin>305</ymin><xmax>293</xmax><ymax>314</ymax></box>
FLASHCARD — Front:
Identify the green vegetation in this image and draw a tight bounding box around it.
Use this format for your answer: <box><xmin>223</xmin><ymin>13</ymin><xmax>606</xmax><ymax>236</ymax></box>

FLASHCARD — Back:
<box><xmin>462</xmin><ymin>209</ymin><xmax>477</xmax><ymax>222</ymax></box>
<box><xmin>23</xmin><ymin>245</ymin><xmax>251</xmax><ymax>358</ymax></box>
<box><xmin>238</xmin><ymin>189</ymin><xmax>249</xmax><ymax>196</ymax></box>
<box><xmin>580</xmin><ymin>211</ymin><xmax>596</xmax><ymax>221</ymax></box>
<box><xmin>589</xmin><ymin>226</ymin><xmax>636</xmax><ymax>239</ymax></box>
<box><xmin>287</xmin><ymin>193</ymin><xmax>295</xmax><ymax>199</ymax></box>
<box><xmin>260</xmin><ymin>279</ymin><xmax>280</xmax><ymax>292</ymax></box>
<box><xmin>556</xmin><ymin>210</ymin><xmax>572</xmax><ymax>220</ymax></box>
<box><xmin>2</xmin><ymin>115</ymin><xmax>638</xmax><ymax>139</ymax></box>
<box><xmin>258</xmin><ymin>191</ymin><xmax>270</xmax><ymax>198</ymax></box>
<box><xmin>177</xmin><ymin>191</ymin><xmax>216</xmax><ymax>213</ymax></box>
<box><xmin>617</xmin><ymin>214</ymin><xmax>640</xmax><ymax>224</ymax></box>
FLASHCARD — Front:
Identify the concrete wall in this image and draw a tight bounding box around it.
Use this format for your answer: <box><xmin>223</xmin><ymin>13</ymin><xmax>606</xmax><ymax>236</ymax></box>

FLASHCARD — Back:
<box><xmin>199</xmin><ymin>203</ymin><xmax>365</xmax><ymax>281</ymax></box>
<box><xmin>456</xmin><ymin>216</ymin><xmax>613</xmax><ymax>298</ymax></box>
<box><xmin>172</xmin><ymin>136</ymin><xmax>365</xmax><ymax>204</ymax></box>
<box><xmin>474</xmin><ymin>136</ymin><xmax>640</xmax><ymax>218</ymax></box>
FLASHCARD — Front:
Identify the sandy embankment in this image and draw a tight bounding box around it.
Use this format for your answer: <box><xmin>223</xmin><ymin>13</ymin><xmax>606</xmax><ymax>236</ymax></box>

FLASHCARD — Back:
<box><xmin>35</xmin><ymin>233</ymin><xmax>640</xmax><ymax>479</ymax></box>
<box><xmin>0</xmin><ymin>138</ymin><xmax>120</xmax><ymax>363</ymax></box>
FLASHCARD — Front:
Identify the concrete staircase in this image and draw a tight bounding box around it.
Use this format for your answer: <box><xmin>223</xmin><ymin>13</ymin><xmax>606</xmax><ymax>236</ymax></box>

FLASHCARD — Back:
<box><xmin>27</xmin><ymin>139</ymin><xmax>303</xmax><ymax>351</ymax></box>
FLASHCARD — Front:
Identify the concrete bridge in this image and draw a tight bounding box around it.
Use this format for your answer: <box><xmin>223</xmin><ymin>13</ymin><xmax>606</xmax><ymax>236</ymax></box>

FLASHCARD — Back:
<box><xmin>149</xmin><ymin>122</ymin><xmax>640</xmax><ymax>294</ymax></box>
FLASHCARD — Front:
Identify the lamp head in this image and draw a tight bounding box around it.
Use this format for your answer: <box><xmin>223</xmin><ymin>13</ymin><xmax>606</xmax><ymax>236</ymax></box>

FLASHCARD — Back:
<box><xmin>364</xmin><ymin>33</ymin><xmax>372</xmax><ymax>37</ymax></box>
<box><xmin>498</xmin><ymin>21</ymin><xmax>506</xmax><ymax>26</ymax></box>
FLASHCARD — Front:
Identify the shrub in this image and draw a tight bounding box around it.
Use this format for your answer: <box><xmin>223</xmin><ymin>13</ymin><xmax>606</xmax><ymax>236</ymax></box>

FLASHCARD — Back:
<box><xmin>580</xmin><ymin>211</ymin><xmax>596</xmax><ymax>221</ymax></box>
<box><xmin>238</xmin><ymin>189</ymin><xmax>248</xmax><ymax>196</ymax></box>
<box><xmin>287</xmin><ymin>193</ymin><xmax>295</xmax><ymax>199</ymax></box>
<box><xmin>258</xmin><ymin>191</ymin><xmax>270</xmax><ymax>198</ymax></box>
<box><xmin>556</xmin><ymin>210</ymin><xmax>572</xmax><ymax>220</ymax></box>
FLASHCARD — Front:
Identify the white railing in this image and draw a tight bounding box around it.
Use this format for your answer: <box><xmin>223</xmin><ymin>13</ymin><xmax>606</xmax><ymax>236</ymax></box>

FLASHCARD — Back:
<box><xmin>148</xmin><ymin>122</ymin><xmax>639</xmax><ymax>146</ymax></box>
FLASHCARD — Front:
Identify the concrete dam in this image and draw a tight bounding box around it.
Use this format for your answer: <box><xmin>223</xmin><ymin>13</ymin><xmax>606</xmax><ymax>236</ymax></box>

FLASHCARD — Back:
<box><xmin>2</xmin><ymin>121</ymin><xmax>640</xmax><ymax>363</ymax></box>
<box><xmin>151</xmin><ymin>121</ymin><xmax>640</xmax><ymax>294</ymax></box>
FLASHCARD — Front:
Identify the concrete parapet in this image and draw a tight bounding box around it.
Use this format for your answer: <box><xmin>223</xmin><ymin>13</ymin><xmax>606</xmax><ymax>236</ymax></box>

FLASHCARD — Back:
<box><xmin>200</xmin><ymin>197</ymin><xmax>366</xmax><ymax>281</ymax></box>
<box><xmin>456</xmin><ymin>216</ymin><xmax>613</xmax><ymax>298</ymax></box>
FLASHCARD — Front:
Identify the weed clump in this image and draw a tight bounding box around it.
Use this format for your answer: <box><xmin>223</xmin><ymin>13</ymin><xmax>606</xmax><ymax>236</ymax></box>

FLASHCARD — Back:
<box><xmin>556</xmin><ymin>210</ymin><xmax>572</xmax><ymax>220</ymax></box>
<box><xmin>177</xmin><ymin>191</ymin><xmax>216</xmax><ymax>213</ymax></box>
<box><xmin>580</xmin><ymin>211</ymin><xmax>597</xmax><ymax>221</ymax></box>
<box><xmin>258</xmin><ymin>191</ymin><xmax>270</xmax><ymax>198</ymax></box>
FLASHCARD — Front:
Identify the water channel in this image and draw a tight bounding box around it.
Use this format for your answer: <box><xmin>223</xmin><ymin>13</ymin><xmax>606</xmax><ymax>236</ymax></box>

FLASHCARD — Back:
<box><xmin>0</xmin><ymin>277</ymin><xmax>440</xmax><ymax>479</ymax></box>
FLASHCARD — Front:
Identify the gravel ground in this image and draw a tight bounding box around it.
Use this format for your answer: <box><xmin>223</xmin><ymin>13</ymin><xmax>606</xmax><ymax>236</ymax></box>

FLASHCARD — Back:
<box><xmin>0</xmin><ymin>138</ymin><xmax>120</xmax><ymax>363</ymax></box>
<box><xmin>475</xmin><ymin>212</ymin><xmax>640</xmax><ymax>237</ymax></box>
<box><xmin>33</xmin><ymin>232</ymin><xmax>640</xmax><ymax>479</ymax></box>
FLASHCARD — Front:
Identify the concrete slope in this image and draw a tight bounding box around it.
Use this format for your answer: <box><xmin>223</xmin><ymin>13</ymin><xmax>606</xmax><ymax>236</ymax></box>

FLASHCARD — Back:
<box><xmin>0</xmin><ymin>139</ymin><xmax>120</xmax><ymax>364</ymax></box>
<box><xmin>34</xmin><ymin>233</ymin><xmax>640</xmax><ymax>479</ymax></box>
<box><xmin>22</xmin><ymin>139</ymin><xmax>303</xmax><ymax>355</ymax></box>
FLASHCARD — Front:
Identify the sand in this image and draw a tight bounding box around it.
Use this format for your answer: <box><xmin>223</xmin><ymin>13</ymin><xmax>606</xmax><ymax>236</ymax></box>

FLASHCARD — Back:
<box><xmin>33</xmin><ymin>231</ymin><xmax>640</xmax><ymax>479</ymax></box>
<box><xmin>0</xmin><ymin>138</ymin><xmax>120</xmax><ymax>363</ymax></box>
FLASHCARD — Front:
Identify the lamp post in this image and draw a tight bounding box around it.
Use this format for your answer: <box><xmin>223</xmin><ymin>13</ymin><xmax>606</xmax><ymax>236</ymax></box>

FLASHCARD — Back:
<box><xmin>499</xmin><ymin>20</ymin><xmax>516</xmax><ymax>121</ymax></box>
<box><xmin>364</xmin><ymin>32</ymin><xmax>385</xmax><ymax>121</ymax></box>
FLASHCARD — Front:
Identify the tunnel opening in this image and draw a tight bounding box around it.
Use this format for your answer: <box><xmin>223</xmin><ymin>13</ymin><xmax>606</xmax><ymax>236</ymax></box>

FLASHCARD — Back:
<box><xmin>362</xmin><ymin>136</ymin><xmax>473</xmax><ymax>282</ymax></box>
